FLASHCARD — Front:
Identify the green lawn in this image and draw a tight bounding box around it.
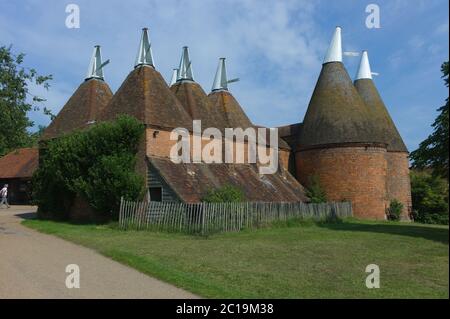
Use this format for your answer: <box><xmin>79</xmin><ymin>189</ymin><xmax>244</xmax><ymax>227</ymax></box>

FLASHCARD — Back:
<box><xmin>23</xmin><ymin>218</ymin><xmax>448</xmax><ymax>298</ymax></box>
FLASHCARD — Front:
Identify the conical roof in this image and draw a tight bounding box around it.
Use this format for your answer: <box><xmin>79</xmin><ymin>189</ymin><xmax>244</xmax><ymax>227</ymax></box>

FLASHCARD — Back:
<box><xmin>298</xmin><ymin>28</ymin><xmax>383</xmax><ymax>149</ymax></box>
<box><xmin>208</xmin><ymin>90</ymin><xmax>253</xmax><ymax>129</ymax></box>
<box><xmin>42</xmin><ymin>45</ymin><xmax>112</xmax><ymax>140</ymax></box>
<box><xmin>171</xmin><ymin>81</ymin><xmax>227</xmax><ymax>130</ymax></box>
<box><xmin>41</xmin><ymin>78</ymin><xmax>113</xmax><ymax>140</ymax></box>
<box><xmin>298</xmin><ymin>62</ymin><xmax>382</xmax><ymax>148</ymax></box>
<box><xmin>100</xmin><ymin>66</ymin><xmax>192</xmax><ymax>129</ymax></box>
<box><xmin>206</xmin><ymin>59</ymin><xmax>251</xmax><ymax>129</ymax></box>
<box><xmin>354</xmin><ymin>52</ymin><xmax>407</xmax><ymax>152</ymax></box>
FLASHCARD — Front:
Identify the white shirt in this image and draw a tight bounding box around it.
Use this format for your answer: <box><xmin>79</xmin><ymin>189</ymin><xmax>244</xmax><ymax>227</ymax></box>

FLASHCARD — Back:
<box><xmin>0</xmin><ymin>187</ymin><xmax>7</xmax><ymax>197</ymax></box>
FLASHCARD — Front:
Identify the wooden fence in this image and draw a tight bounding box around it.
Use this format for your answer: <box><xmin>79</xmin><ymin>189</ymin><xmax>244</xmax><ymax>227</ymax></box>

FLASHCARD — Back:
<box><xmin>118</xmin><ymin>199</ymin><xmax>352</xmax><ymax>235</ymax></box>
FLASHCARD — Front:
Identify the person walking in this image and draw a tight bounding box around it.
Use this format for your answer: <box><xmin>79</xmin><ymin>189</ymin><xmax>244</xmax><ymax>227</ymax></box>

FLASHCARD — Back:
<box><xmin>0</xmin><ymin>184</ymin><xmax>10</xmax><ymax>208</ymax></box>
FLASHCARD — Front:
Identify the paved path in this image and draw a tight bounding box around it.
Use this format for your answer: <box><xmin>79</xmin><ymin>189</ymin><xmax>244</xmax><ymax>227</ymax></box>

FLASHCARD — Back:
<box><xmin>0</xmin><ymin>206</ymin><xmax>198</xmax><ymax>299</ymax></box>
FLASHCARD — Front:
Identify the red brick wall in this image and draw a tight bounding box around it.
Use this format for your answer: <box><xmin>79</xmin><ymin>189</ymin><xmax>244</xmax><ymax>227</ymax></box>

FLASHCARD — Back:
<box><xmin>146</xmin><ymin>128</ymin><xmax>285</xmax><ymax>169</ymax></box>
<box><xmin>386</xmin><ymin>151</ymin><xmax>412</xmax><ymax>220</ymax></box>
<box><xmin>296</xmin><ymin>146</ymin><xmax>388</xmax><ymax>220</ymax></box>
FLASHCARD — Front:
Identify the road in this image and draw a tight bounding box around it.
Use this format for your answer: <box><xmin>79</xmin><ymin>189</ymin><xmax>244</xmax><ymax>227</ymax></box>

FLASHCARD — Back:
<box><xmin>0</xmin><ymin>206</ymin><xmax>198</xmax><ymax>299</ymax></box>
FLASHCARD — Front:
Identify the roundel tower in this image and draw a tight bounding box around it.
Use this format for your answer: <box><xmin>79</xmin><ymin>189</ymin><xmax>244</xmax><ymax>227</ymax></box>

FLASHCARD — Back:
<box><xmin>354</xmin><ymin>51</ymin><xmax>412</xmax><ymax>219</ymax></box>
<box><xmin>295</xmin><ymin>27</ymin><xmax>388</xmax><ymax>219</ymax></box>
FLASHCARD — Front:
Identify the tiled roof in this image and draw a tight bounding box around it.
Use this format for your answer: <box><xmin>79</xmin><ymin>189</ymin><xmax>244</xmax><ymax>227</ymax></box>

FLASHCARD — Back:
<box><xmin>42</xmin><ymin>78</ymin><xmax>113</xmax><ymax>140</ymax></box>
<box><xmin>99</xmin><ymin>66</ymin><xmax>193</xmax><ymax>130</ymax></box>
<box><xmin>208</xmin><ymin>90</ymin><xmax>253</xmax><ymax>130</ymax></box>
<box><xmin>0</xmin><ymin>148</ymin><xmax>38</xmax><ymax>179</ymax></box>
<box><xmin>171</xmin><ymin>81</ymin><xmax>227</xmax><ymax>131</ymax></box>
<box><xmin>298</xmin><ymin>62</ymin><xmax>384</xmax><ymax>149</ymax></box>
<box><xmin>355</xmin><ymin>79</ymin><xmax>408</xmax><ymax>152</ymax></box>
<box><xmin>148</xmin><ymin>156</ymin><xmax>308</xmax><ymax>203</ymax></box>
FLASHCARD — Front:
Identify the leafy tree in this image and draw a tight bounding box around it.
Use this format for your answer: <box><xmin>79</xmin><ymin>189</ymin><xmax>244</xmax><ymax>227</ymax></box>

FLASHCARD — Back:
<box><xmin>387</xmin><ymin>199</ymin><xmax>404</xmax><ymax>221</ymax></box>
<box><xmin>33</xmin><ymin>116</ymin><xmax>145</xmax><ymax>221</ymax></box>
<box><xmin>27</xmin><ymin>125</ymin><xmax>47</xmax><ymax>147</ymax></box>
<box><xmin>410</xmin><ymin>62</ymin><xmax>449</xmax><ymax>179</ymax></box>
<box><xmin>202</xmin><ymin>185</ymin><xmax>245</xmax><ymax>203</ymax></box>
<box><xmin>410</xmin><ymin>170</ymin><xmax>448</xmax><ymax>225</ymax></box>
<box><xmin>305</xmin><ymin>175</ymin><xmax>327</xmax><ymax>203</ymax></box>
<box><xmin>0</xmin><ymin>45</ymin><xmax>53</xmax><ymax>156</ymax></box>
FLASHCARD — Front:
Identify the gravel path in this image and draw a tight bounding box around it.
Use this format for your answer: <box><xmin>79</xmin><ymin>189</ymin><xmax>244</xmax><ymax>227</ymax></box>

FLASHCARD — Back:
<box><xmin>0</xmin><ymin>206</ymin><xmax>198</xmax><ymax>299</ymax></box>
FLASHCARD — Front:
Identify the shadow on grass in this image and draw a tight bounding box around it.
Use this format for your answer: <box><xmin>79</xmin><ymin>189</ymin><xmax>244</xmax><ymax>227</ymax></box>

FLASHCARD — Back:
<box><xmin>318</xmin><ymin>221</ymin><xmax>449</xmax><ymax>245</ymax></box>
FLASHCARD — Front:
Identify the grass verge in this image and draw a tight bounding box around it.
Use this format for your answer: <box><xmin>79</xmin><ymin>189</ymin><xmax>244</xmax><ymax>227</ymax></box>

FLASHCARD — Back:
<box><xmin>23</xmin><ymin>217</ymin><xmax>449</xmax><ymax>298</ymax></box>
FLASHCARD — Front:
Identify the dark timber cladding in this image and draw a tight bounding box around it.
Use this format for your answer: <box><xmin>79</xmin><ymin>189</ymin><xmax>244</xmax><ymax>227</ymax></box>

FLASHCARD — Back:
<box><xmin>298</xmin><ymin>62</ymin><xmax>384</xmax><ymax>149</ymax></box>
<box><xmin>354</xmin><ymin>79</ymin><xmax>408</xmax><ymax>152</ymax></box>
<box><xmin>147</xmin><ymin>161</ymin><xmax>180</xmax><ymax>202</ymax></box>
<box><xmin>99</xmin><ymin>66</ymin><xmax>192</xmax><ymax>130</ymax></box>
<box><xmin>41</xmin><ymin>79</ymin><xmax>113</xmax><ymax>140</ymax></box>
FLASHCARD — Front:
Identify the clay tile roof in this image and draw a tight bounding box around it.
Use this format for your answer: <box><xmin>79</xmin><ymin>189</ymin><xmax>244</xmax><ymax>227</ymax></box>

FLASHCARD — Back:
<box><xmin>42</xmin><ymin>79</ymin><xmax>113</xmax><ymax>140</ymax></box>
<box><xmin>0</xmin><ymin>148</ymin><xmax>38</xmax><ymax>179</ymax></box>
<box><xmin>170</xmin><ymin>81</ymin><xmax>227</xmax><ymax>130</ymax></box>
<box><xmin>208</xmin><ymin>90</ymin><xmax>253</xmax><ymax>130</ymax></box>
<box><xmin>100</xmin><ymin>66</ymin><xmax>192</xmax><ymax>130</ymax></box>
<box><xmin>148</xmin><ymin>156</ymin><xmax>308</xmax><ymax>203</ymax></box>
<box><xmin>298</xmin><ymin>62</ymin><xmax>385</xmax><ymax>149</ymax></box>
<box><xmin>354</xmin><ymin>79</ymin><xmax>408</xmax><ymax>152</ymax></box>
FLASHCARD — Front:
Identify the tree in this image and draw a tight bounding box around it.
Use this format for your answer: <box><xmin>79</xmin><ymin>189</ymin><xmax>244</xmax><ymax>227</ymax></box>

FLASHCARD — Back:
<box><xmin>33</xmin><ymin>115</ymin><xmax>146</xmax><ymax>221</ymax></box>
<box><xmin>410</xmin><ymin>170</ymin><xmax>448</xmax><ymax>225</ymax></box>
<box><xmin>410</xmin><ymin>62</ymin><xmax>449</xmax><ymax>179</ymax></box>
<box><xmin>305</xmin><ymin>175</ymin><xmax>327</xmax><ymax>203</ymax></box>
<box><xmin>0</xmin><ymin>45</ymin><xmax>53</xmax><ymax>156</ymax></box>
<box><xmin>202</xmin><ymin>185</ymin><xmax>245</xmax><ymax>203</ymax></box>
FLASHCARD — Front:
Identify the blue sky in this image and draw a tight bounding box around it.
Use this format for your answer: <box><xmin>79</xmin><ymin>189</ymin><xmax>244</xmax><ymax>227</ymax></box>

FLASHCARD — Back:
<box><xmin>0</xmin><ymin>0</ymin><xmax>448</xmax><ymax>152</ymax></box>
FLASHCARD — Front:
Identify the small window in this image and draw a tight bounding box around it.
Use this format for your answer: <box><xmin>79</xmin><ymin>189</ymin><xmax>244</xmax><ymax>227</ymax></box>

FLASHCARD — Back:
<box><xmin>149</xmin><ymin>187</ymin><xmax>162</xmax><ymax>202</ymax></box>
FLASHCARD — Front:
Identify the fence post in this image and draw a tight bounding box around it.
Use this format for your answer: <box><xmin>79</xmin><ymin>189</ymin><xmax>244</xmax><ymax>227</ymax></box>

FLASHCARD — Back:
<box><xmin>119</xmin><ymin>196</ymin><xmax>123</xmax><ymax>229</ymax></box>
<box><xmin>201</xmin><ymin>203</ymin><xmax>205</xmax><ymax>236</ymax></box>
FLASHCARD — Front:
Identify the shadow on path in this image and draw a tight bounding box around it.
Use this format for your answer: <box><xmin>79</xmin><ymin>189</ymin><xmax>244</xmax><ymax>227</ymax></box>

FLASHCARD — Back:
<box><xmin>15</xmin><ymin>212</ymin><xmax>37</xmax><ymax>220</ymax></box>
<box><xmin>318</xmin><ymin>221</ymin><xmax>449</xmax><ymax>245</ymax></box>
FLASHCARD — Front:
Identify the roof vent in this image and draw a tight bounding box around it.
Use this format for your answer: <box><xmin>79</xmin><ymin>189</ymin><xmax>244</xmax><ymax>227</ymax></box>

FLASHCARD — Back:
<box><xmin>211</xmin><ymin>58</ymin><xmax>239</xmax><ymax>92</ymax></box>
<box><xmin>177</xmin><ymin>46</ymin><xmax>194</xmax><ymax>82</ymax></box>
<box><xmin>135</xmin><ymin>28</ymin><xmax>155</xmax><ymax>68</ymax></box>
<box><xmin>355</xmin><ymin>50</ymin><xmax>372</xmax><ymax>80</ymax></box>
<box><xmin>169</xmin><ymin>68</ymin><xmax>178</xmax><ymax>86</ymax></box>
<box><xmin>86</xmin><ymin>45</ymin><xmax>109</xmax><ymax>80</ymax></box>
<box><xmin>323</xmin><ymin>26</ymin><xmax>342</xmax><ymax>64</ymax></box>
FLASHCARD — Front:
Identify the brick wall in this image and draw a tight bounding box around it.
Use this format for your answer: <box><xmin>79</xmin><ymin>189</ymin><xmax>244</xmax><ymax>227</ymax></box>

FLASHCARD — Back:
<box><xmin>296</xmin><ymin>146</ymin><xmax>388</xmax><ymax>220</ymax></box>
<box><xmin>146</xmin><ymin>128</ymin><xmax>284</xmax><ymax>169</ymax></box>
<box><xmin>386</xmin><ymin>151</ymin><xmax>412</xmax><ymax>220</ymax></box>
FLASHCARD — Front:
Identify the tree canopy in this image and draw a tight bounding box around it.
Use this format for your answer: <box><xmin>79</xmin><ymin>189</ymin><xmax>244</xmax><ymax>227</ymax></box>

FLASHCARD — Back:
<box><xmin>0</xmin><ymin>45</ymin><xmax>53</xmax><ymax>156</ymax></box>
<box><xmin>33</xmin><ymin>115</ymin><xmax>146</xmax><ymax>221</ymax></box>
<box><xmin>410</xmin><ymin>62</ymin><xmax>449</xmax><ymax>179</ymax></box>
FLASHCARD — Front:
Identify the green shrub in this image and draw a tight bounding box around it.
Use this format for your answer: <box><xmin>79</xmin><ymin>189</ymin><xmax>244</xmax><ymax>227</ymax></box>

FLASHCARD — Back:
<box><xmin>202</xmin><ymin>185</ymin><xmax>245</xmax><ymax>203</ymax></box>
<box><xmin>387</xmin><ymin>199</ymin><xmax>404</xmax><ymax>221</ymax></box>
<box><xmin>305</xmin><ymin>176</ymin><xmax>327</xmax><ymax>203</ymax></box>
<box><xmin>33</xmin><ymin>115</ymin><xmax>145</xmax><ymax>221</ymax></box>
<box><xmin>410</xmin><ymin>170</ymin><xmax>449</xmax><ymax>225</ymax></box>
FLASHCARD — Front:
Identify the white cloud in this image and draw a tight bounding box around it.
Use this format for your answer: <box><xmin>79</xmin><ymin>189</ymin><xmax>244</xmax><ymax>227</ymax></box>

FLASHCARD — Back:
<box><xmin>2</xmin><ymin>0</ymin><xmax>326</xmax><ymax>129</ymax></box>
